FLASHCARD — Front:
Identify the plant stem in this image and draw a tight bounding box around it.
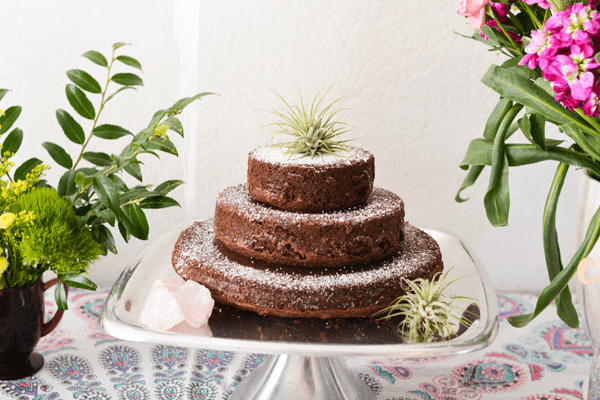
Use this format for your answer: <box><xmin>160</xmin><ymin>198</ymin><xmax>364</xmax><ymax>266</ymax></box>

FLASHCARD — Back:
<box><xmin>489</xmin><ymin>6</ymin><xmax>524</xmax><ymax>56</ymax></box>
<box><xmin>519</xmin><ymin>1</ymin><xmax>543</xmax><ymax>30</ymax></box>
<box><xmin>72</xmin><ymin>47</ymin><xmax>116</xmax><ymax>170</ymax></box>
<box><xmin>74</xmin><ymin>135</ymin><xmax>157</xmax><ymax>201</ymax></box>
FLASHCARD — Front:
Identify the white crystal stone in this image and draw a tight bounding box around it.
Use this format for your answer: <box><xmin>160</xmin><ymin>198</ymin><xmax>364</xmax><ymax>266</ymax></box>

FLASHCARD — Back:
<box><xmin>140</xmin><ymin>287</ymin><xmax>185</xmax><ymax>330</ymax></box>
<box><xmin>175</xmin><ymin>280</ymin><xmax>215</xmax><ymax>328</ymax></box>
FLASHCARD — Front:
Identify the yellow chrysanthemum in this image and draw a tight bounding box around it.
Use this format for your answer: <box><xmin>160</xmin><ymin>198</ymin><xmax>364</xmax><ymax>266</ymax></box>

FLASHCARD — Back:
<box><xmin>0</xmin><ymin>257</ymin><xmax>7</xmax><ymax>276</ymax></box>
<box><xmin>0</xmin><ymin>212</ymin><xmax>16</xmax><ymax>229</ymax></box>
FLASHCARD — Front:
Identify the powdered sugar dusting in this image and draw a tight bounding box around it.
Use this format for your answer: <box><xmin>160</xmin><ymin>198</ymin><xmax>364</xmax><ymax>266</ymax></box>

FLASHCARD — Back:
<box><xmin>172</xmin><ymin>220</ymin><xmax>442</xmax><ymax>311</ymax></box>
<box><xmin>218</xmin><ymin>184</ymin><xmax>402</xmax><ymax>225</ymax></box>
<box><xmin>251</xmin><ymin>145</ymin><xmax>370</xmax><ymax>166</ymax></box>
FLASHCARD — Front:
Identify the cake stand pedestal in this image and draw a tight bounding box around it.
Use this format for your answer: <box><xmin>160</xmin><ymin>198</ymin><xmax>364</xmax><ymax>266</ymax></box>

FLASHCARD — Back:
<box><xmin>231</xmin><ymin>355</ymin><xmax>375</xmax><ymax>400</ymax></box>
<box><xmin>100</xmin><ymin>220</ymin><xmax>498</xmax><ymax>400</ymax></box>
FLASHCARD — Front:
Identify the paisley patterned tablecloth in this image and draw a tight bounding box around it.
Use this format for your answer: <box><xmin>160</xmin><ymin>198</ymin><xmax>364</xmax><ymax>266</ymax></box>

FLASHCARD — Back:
<box><xmin>0</xmin><ymin>290</ymin><xmax>594</xmax><ymax>400</ymax></box>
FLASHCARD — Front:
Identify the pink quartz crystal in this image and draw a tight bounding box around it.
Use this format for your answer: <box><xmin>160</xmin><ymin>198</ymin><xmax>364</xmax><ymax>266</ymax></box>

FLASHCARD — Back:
<box><xmin>174</xmin><ymin>280</ymin><xmax>215</xmax><ymax>328</ymax></box>
<box><xmin>140</xmin><ymin>286</ymin><xmax>185</xmax><ymax>330</ymax></box>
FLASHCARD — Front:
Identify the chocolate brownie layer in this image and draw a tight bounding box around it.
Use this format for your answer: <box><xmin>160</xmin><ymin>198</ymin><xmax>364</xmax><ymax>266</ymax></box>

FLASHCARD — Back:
<box><xmin>172</xmin><ymin>220</ymin><xmax>444</xmax><ymax>319</ymax></box>
<box><xmin>247</xmin><ymin>146</ymin><xmax>374</xmax><ymax>212</ymax></box>
<box><xmin>214</xmin><ymin>184</ymin><xmax>405</xmax><ymax>268</ymax></box>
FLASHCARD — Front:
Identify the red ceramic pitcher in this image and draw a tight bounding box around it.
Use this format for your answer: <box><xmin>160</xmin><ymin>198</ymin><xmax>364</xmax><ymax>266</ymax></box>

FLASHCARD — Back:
<box><xmin>0</xmin><ymin>278</ymin><xmax>67</xmax><ymax>380</ymax></box>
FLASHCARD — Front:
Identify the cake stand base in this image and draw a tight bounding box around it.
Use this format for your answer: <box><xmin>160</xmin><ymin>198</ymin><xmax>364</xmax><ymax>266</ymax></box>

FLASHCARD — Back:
<box><xmin>230</xmin><ymin>355</ymin><xmax>376</xmax><ymax>400</ymax></box>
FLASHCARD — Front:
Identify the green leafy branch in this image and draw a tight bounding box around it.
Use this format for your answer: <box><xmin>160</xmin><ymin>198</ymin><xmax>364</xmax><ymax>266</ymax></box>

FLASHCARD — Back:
<box><xmin>0</xmin><ymin>43</ymin><xmax>215</xmax><ymax>309</ymax></box>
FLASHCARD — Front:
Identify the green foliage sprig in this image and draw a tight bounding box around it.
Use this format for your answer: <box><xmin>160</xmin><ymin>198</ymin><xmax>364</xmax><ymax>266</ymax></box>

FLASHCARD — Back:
<box><xmin>265</xmin><ymin>86</ymin><xmax>354</xmax><ymax>158</ymax></box>
<box><xmin>373</xmin><ymin>270</ymin><xmax>474</xmax><ymax>343</ymax></box>
<box><xmin>0</xmin><ymin>42</ymin><xmax>214</xmax><ymax>309</ymax></box>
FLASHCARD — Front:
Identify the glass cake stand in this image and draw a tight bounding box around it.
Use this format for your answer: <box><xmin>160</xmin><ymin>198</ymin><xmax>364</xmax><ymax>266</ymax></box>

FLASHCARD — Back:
<box><xmin>100</xmin><ymin>219</ymin><xmax>499</xmax><ymax>400</ymax></box>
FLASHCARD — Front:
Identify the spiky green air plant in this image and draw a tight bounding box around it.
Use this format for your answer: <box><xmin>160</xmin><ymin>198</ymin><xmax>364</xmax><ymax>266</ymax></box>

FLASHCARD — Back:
<box><xmin>265</xmin><ymin>86</ymin><xmax>354</xmax><ymax>158</ymax></box>
<box><xmin>373</xmin><ymin>270</ymin><xmax>474</xmax><ymax>343</ymax></box>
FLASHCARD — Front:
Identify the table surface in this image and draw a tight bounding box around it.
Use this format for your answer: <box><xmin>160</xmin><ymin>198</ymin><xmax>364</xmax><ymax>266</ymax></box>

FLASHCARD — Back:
<box><xmin>0</xmin><ymin>289</ymin><xmax>592</xmax><ymax>400</ymax></box>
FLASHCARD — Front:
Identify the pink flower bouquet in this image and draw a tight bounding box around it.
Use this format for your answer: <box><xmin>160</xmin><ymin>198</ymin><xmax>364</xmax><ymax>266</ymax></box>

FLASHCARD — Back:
<box><xmin>457</xmin><ymin>0</ymin><xmax>600</xmax><ymax>328</ymax></box>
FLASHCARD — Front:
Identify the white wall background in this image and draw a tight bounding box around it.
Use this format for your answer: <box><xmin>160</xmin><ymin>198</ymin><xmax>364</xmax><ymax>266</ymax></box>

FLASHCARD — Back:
<box><xmin>0</xmin><ymin>1</ymin><xmax>580</xmax><ymax>292</ymax></box>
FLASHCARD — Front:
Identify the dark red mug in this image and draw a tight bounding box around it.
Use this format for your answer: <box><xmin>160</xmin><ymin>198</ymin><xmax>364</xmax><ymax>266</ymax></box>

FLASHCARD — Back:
<box><xmin>0</xmin><ymin>277</ymin><xmax>67</xmax><ymax>380</ymax></box>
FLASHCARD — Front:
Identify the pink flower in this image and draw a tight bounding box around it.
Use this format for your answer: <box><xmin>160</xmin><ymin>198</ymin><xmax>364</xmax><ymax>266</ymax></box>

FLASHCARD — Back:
<box><xmin>523</xmin><ymin>0</ymin><xmax>554</xmax><ymax>9</ymax></box>
<box><xmin>457</xmin><ymin>0</ymin><xmax>492</xmax><ymax>29</ymax></box>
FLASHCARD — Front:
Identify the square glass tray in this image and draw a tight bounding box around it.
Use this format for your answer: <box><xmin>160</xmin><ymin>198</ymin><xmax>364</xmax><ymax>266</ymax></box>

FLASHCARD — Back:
<box><xmin>100</xmin><ymin>219</ymin><xmax>498</xmax><ymax>358</ymax></box>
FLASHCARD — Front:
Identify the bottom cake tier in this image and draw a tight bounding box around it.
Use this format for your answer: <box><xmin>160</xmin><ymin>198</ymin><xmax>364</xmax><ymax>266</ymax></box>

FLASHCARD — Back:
<box><xmin>172</xmin><ymin>219</ymin><xmax>444</xmax><ymax>319</ymax></box>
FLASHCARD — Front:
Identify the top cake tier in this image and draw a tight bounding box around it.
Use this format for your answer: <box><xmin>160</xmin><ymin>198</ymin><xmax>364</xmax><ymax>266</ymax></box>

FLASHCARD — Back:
<box><xmin>247</xmin><ymin>146</ymin><xmax>374</xmax><ymax>212</ymax></box>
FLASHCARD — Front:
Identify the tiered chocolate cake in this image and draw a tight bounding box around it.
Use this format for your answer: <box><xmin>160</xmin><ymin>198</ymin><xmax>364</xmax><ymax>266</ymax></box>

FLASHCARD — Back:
<box><xmin>172</xmin><ymin>146</ymin><xmax>444</xmax><ymax>319</ymax></box>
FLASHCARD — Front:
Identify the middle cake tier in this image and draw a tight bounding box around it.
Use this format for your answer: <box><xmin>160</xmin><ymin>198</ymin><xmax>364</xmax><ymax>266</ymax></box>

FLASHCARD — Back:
<box><xmin>214</xmin><ymin>184</ymin><xmax>405</xmax><ymax>268</ymax></box>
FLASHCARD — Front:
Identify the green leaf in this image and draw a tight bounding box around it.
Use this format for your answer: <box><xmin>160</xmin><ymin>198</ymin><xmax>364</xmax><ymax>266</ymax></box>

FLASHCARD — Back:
<box><xmin>0</xmin><ymin>106</ymin><xmax>22</xmax><ymax>135</ymax></box>
<box><xmin>111</xmin><ymin>73</ymin><xmax>143</xmax><ymax>86</ymax></box>
<box><xmin>112</xmin><ymin>42</ymin><xmax>130</xmax><ymax>50</ymax></box>
<box><xmin>42</xmin><ymin>142</ymin><xmax>73</xmax><ymax>169</ymax></box>
<box><xmin>481</xmin><ymin>65</ymin><xmax>587</xmax><ymax>129</ymax></box>
<box><xmin>83</xmin><ymin>151</ymin><xmax>112</xmax><ymax>167</ymax></box>
<box><xmin>169</xmin><ymin>92</ymin><xmax>215</xmax><ymax>113</ymax></box>
<box><xmin>14</xmin><ymin>157</ymin><xmax>42</xmax><ymax>181</ymax></box>
<box><xmin>508</xmin><ymin>202</ymin><xmax>600</xmax><ymax>328</ymax></box>
<box><xmin>501</xmin><ymin>57</ymin><xmax>539</xmax><ymax>81</ymax></box>
<box><xmin>484</xmin><ymin>155</ymin><xmax>510</xmax><ymax>227</ymax></box>
<box><xmin>74</xmin><ymin>171</ymin><xmax>94</xmax><ymax>189</ymax></box>
<box><xmin>82</xmin><ymin>50</ymin><xmax>108</xmax><ymax>67</ymax></box>
<box><xmin>92</xmin><ymin>124</ymin><xmax>132</xmax><ymax>140</ymax></box>
<box><xmin>57</xmin><ymin>169</ymin><xmax>77</xmax><ymax>196</ymax></box>
<box><xmin>60</xmin><ymin>273</ymin><xmax>97</xmax><ymax>291</ymax></box>
<box><xmin>94</xmin><ymin>174</ymin><xmax>136</xmax><ymax>236</ymax></box>
<box><xmin>104</xmin><ymin>86</ymin><xmax>137</xmax><ymax>103</ymax></box>
<box><xmin>0</xmin><ymin>89</ymin><xmax>9</xmax><ymax>102</ymax></box>
<box><xmin>483</xmin><ymin>103</ymin><xmax>523</xmax><ymax>227</ymax></box>
<box><xmin>116</xmin><ymin>55</ymin><xmax>142</xmax><ymax>70</ymax></box>
<box><xmin>66</xmin><ymin>84</ymin><xmax>95</xmax><ymax>120</ymax></box>
<box><xmin>455</xmin><ymin>165</ymin><xmax>484</xmax><ymax>203</ymax></box>
<box><xmin>93</xmin><ymin>174</ymin><xmax>122</xmax><ymax>211</ymax></box>
<box><xmin>155</xmin><ymin>179</ymin><xmax>185</xmax><ymax>195</ymax></box>
<box><xmin>124</xmin><ymin>204</ymin><xmax>149</xmax><ymax>240</ymax></box>
<box><xmin>109</xmin><ymin>174</ymin><xmax>129</xmax><ymax>191</ymax></box>
<box><xmin>124</xmin><ymin>161</ymin><xmax>143</xmax><ymax>181</ymax></box>
<box><xmin>56</xmin><ymin>109</ymin><xmax>85</xmax><ymax>144</ymax></box>
<box><xmin>147</xmin><ymin>136</ymin><xmax>178</xmax><ymax>156</ymax></box>
<box><xmin>96</xmin><ymin>209</ymin><xmax>116</xmax><ymax>227</ymax></box>
<box><xmin>518</xmin><ymin>115</ymin><xmax>532</xmax><ymax>143</ymax></box>
<box><xmin>66</xmin><ymin>69</ymin><xmax>102</xmax><ymax>93</ymax></box>
<box><xmin>139</xmin><ymin>195</ymin><xmax>180</xmax><ymax>209</ymax></box>
<box><xmin>484</xmin><ymin>97</ymin><xmax>513</xmax><ymax>141</ymax></box>
<box><xmin>529</xmin><ymin>113</ymin><xmax>547</xmax><ymax>150</ymax></box>
<box><xmin>460</xmin><ymin>138</ymin><xmax>493</xmax><ymax>169</ymax></box>
<box><xmin>164</xmin><ymin>117</ymin><xmax>184</xmax><ymax>136</ymax></box>
<box><xmin>92</xmin><ymin>225</ymin><xmax>117</xmax><ymax>254</ymax></box>
<box><xmin>2</xmin><ymin>128</ymin><xmax>23</xmax><ymax>156</ymax></box>
<box><xmin>595</xmin><ymin>52</ymin><xmax>600</xmax><ymax>65</ymax></box>
<box><xmin>118</xmin><ymin>220</ymin><xmax>131</xmax><ymax>243</ymax></box>
<box><xmin>149</xmin><ymin>109</ymin><xmax>168</xmax><ymax>126</ymax></box>
<box><xmin>542</xmin><ymin>162</ymin><xmax>579</xmax><ymax>328</ymax></box>
<box><xmin>55</xmin><ymin>280</ymin><xmax>69</xmax><ymax>311</ymax></box>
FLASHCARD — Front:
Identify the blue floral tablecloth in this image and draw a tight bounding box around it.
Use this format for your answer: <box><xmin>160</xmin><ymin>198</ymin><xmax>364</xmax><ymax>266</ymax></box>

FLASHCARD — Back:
<box><xmin>0</xmin><ymin>290</ymin><xmax>593</xmax><ymax>400</ymax></box>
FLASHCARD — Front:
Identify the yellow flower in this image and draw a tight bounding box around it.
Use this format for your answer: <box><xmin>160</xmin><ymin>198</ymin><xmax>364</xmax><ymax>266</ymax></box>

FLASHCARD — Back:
<box><xmin>0</xmin><ymin>257</ymin><xmax>7</xmax><ymax>276</ymax></box>
<box><xmin>153</xmin><ymin>123</ymin><xmax>169</xmax><ymax>138</ymax></box>
<box><xmin>0</xmin><ymin>212</ymin><xmax>16</xmax><ymax>229</ymax></box>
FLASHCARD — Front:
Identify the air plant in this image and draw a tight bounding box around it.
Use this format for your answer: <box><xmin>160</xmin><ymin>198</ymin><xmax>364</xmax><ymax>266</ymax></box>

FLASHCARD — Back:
<box><xmin>265</xmin><ymin>86</ymin><xmax>354</xmax><ymax>158</ymax></box>
<box><xmin>374</xmin><ymin>269</ymin><xmax>475</xmax><ymax>343</ymax></box>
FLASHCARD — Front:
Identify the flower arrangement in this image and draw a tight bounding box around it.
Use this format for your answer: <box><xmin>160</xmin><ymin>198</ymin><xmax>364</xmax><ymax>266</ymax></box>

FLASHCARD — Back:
<box><xmin>456</xmin><ymin>0</ymin><xmax>600</xmax><ymax>328</ymax></box>
<box><xmin>0</xmin><ymin>42</ymin><xmax>212</xmax><ymax>310</ymax></box>
<box><xmin>265</xmin><ymin>86</ymin><xmax>354</xmax><ymax>158</ymax></box>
